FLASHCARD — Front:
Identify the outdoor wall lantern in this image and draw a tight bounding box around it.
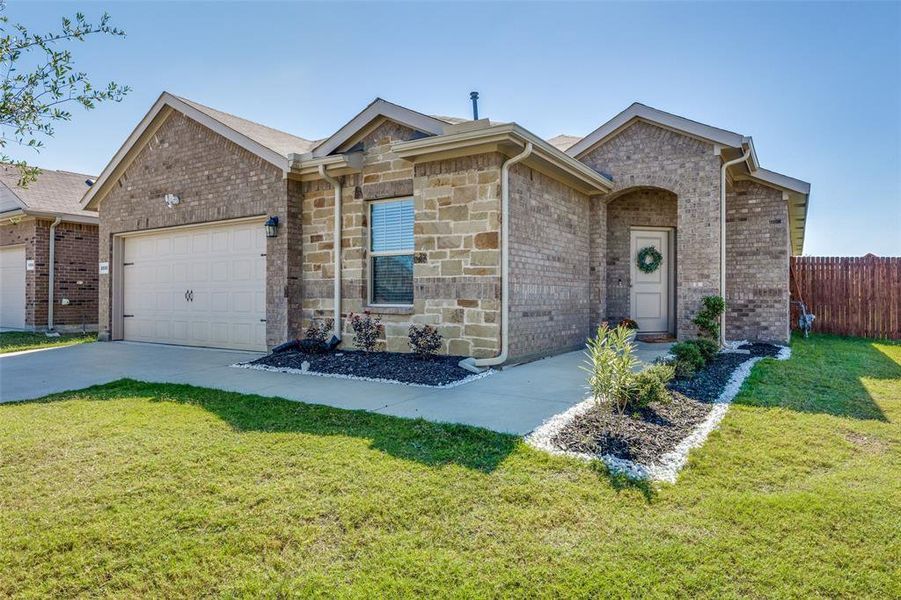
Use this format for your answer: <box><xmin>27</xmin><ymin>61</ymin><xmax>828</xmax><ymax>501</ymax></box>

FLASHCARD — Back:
<box><xmin>264</xmin><ymin>216</ymin><xmax>279</xmax><ymax>238</ymax></box>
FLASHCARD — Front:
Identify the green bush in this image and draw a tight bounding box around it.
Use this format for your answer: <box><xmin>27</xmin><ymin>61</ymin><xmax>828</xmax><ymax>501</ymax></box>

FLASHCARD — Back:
<box><xmin>631</xmin><ymin>364</ymin><xmax>675</xmax><ymax>409</ymax></box>
<box><xmin>671</xmin><ymin>341</ymin><xmax>705</xmax><ymax>379</ymax></box>
<box><xmin>689</xmin><ymin>338</ymin><xmax>719</xmax><ymax>362</ymax></box>
<box><xmin>583</xmin><ymin>323</ymin><xmax>639</xmax><ymax>418</ymax></box>
<box><xmin>583</xmin><ymin>325</ymin><xmax>675</xmax><ymax>417</ymax></box>
<box><xmin>693</xmin><ymin>295</ymin><xmax>726</xmax><ymax>341</ymax></box>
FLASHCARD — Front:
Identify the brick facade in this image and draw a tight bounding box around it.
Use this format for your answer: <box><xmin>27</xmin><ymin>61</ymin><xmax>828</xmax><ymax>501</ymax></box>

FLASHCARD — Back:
<box><xmin>580</xmin><ymin>121</ymin><xmax>723</xmax><ymax>339</ymax></box>
<box><xmin>0</xmin><ymin>219</ymin><xmax>98</xmax><ymax>331</ymax></box>
<box><xmin>509</xmin><ymin>163</ymin><xmax>591</xmax><ymax>359</ymax></box>
<box><xmin>97</xmin><ymin>111</ymin><xmax>298</xmax><ymax>347</ymax></box>
<box><xmin>93</xmin><ymin>107</ymin><xmax>793</xmax><ymax>356</ymax></box>
<box><xmin>604</xmin><ymin>188</ymin><xmax>677</xmax><ymax>325</ymax></box>
<box><xmin>578</xmin><ymin>120</ymin><xmax>791</xmax><ymax>342</ymax></box>
<box><xmin>726</xmin><ymin>179</ymin><xmax>790</xmax><ymax>342</ymax></box>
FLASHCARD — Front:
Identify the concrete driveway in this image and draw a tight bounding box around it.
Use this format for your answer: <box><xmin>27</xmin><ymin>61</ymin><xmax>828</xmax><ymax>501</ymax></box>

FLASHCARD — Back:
<box><xmin>0</xmin><ymin>341</ymin><xmax>671</xmax><ymax>435</ymax></box>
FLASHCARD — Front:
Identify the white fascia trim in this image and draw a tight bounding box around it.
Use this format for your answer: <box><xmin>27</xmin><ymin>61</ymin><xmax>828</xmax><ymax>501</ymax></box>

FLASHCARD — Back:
<box><xmin>567</xmin><ymin>103</ymin><xmax>748</xmax><ymax>158</ymax></box>
<box><xmin>742</xmin><ymin>167</ymin><xmax>811</xmax><ymax>195</ymax></box>
<box><xmin>392</xmin><ymin>123</ymin><xmax>613</xmax><ymax>194</ymax></box>
<box><xmin>22</xmin><ymin>209</ymin><xmax>99</xmax><ymax>225</ymax></box>
<box><xmin>288</xmin><ymin>152</ymin><xmax>364</xmax><ymax>179</ymax></box>
<box><xmin>1</xmin><ymin>208</ymin><xmax>97</xmax><ymax>225</ymax></box>
<box><xmin>82</xmin><ymin>92</ymin><xmax>289</xmax><ymax>209</ymax></box>
<box><xmin>0</xmin><ymin>208</ymin><xmax>26</xmax><ymax>223</ymax></box>
<box><xmin>311</xmin><ymin>98</ymin><xmax>449</xmax><ymax>158</ymax></box>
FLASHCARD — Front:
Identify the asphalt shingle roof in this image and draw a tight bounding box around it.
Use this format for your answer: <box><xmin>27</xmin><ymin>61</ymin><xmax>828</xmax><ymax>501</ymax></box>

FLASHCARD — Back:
<box><xmin>0</xmin><ymin>164</ymin><xmax>96</xmax><ymax>218</ymax></box>
<box><xmin>177</xmin><ymin>96</ymin><xmax>317</xmax><ymax>158</ymax></box>
<box><xmin>547</xmin><ymin>134</ymin><xmax>582</xmax><ymax>152</ymax></box>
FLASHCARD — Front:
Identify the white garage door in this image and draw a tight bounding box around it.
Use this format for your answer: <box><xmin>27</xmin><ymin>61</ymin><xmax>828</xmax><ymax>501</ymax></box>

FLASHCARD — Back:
<box><xmin>122</xmin><ymin>220</ymin><xmax>266</xmax><ymax>351</ymax></box>
<box><xmin>0</xmin><ymin>245</ymin><xmax>26</xmax><ymax>330</ymax></box>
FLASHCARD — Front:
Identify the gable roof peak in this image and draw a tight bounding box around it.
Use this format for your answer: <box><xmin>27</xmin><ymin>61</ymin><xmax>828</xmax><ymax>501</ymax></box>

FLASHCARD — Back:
<box><xmin>309</xmin><ymin>98</ymin><xmax>451</xmax><ymax>158</ymax></box>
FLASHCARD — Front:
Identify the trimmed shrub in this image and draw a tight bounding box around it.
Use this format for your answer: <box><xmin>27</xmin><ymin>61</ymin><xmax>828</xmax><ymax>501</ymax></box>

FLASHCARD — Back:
<box><xmin>689</xmin><ymin>338</ymin><xmax>719</xmax><ymax>362</ymax></box>
<box><xmin>693</xmin><ymin>295</ymin><xmax>726</xmax><ymax>341</ymax></box>
<box><xmin>631</xmin><ymin>364</ymin><xmax>675</xmax><ymax>409</ymax></box>
<box><xmin>408</xmin><ymin>324</ymin><xmax>442</xmax><ymax>359</ymax></box>
<box><xmin>348</xmin><ymin>311</ymin><xmax>382</xmax><ymax>352</ymax></box>
<box><xmin>671</xmin><ymin>341</ymin><xmax>704</xmax><ymax>379</ymax></box>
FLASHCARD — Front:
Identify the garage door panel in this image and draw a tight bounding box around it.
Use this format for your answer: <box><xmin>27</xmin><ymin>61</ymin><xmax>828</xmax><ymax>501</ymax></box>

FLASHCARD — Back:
<box><xmin>122</xmin><ymin>221</ymin><xmax>266</xmax><ymax>351</ymax></box>
<box><xmin>210</xmin><ymin>292</ymin><xmax>229</xmax><ymax>313</ymax></box>
<box><xmin>0</xmin><ymin>246</ymin><xmax>26</xmax><ymax>329</ymax></box>
<box><xmin>191</xmin><ymin>262</ymin><xmax>210</xmax><ymax>282</ymax></box>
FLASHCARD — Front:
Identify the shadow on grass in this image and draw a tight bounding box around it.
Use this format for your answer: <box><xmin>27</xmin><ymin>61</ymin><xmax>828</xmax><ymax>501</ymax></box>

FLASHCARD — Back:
<box><xmin>28</xmin><ymin>378</ymin><xmax>519</xmax><ymax>473</ymax></box>
<box><xmin>733</xmin><ymin>334</ymin><xmax>898</xmax><ymax>421</ymax></box>
<box><xmin>589</xmin><ymin>460</ymin><xmax>657</xmax><ymax>503</ymax></box>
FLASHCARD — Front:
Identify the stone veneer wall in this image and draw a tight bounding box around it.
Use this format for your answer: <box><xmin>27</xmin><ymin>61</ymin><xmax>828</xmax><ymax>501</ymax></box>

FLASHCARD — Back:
<box><xmin>604</xmin><ymin>188</ymin><xmax>677</xmax><ymax>325</ymax></box>
<box><xmin>726</xmin><ymin>179</ymin><xmax>790</xmax><ymax>342</ymax></box>
<box><xmin>300</xmin><ymin>120</ymin><xmax>503</xmax><ymax>357</ymax></box>
<box><xmin>508</xmin><ymin>163</ymin><xmax>591</xmax><ymax>360</ymax></box>
<box><xmin>579</xmin><ymin>121</ymin><xmax>722</xmax><ymax>339</ymax></box>
<box><xmin>97</xmin><ymin>111</ymin><xmax>299</xmax><ymax>347</ymax></box>
<box><xmin>1</xmin><ymin>219</ymin><xmax>98</xmax><ymax>330</ymax></box>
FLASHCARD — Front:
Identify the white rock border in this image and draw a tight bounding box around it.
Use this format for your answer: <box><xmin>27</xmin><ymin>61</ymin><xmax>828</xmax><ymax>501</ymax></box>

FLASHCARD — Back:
<box><xmin>526</xmin><ymin>345</ymin><xmax>792</xmax><ymax>483</ymax></box>
<box><xmin>231</xmin><ymin>361</ymin><xmax>494</xmax><ymax>389</ymax></box>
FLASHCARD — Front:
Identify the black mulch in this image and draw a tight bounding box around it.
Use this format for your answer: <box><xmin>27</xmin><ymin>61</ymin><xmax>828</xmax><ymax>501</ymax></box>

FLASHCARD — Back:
<box><xmin>247</xmin><ymin>348</ymin><xmax>476</xmax><ymax>387</ymax></box>
<box><xmin>552</xmin><ymin>342</ymin><xmax>781</xmax><ymax>464</ymax></box>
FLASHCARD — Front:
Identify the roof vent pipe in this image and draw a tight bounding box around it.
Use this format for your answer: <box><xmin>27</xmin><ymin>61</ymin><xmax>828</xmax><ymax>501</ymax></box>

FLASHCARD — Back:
<box><xmin>470</xmin><ymin>91</ymin><xmax>479</xmax><ymax>120</ymax></box>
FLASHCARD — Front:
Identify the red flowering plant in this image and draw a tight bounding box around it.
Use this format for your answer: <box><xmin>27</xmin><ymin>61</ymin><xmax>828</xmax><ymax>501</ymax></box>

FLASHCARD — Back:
<box><xmin>347</xmin><ymin>311</ymin><xmax>382</xmax><ymax>352</ymax></box>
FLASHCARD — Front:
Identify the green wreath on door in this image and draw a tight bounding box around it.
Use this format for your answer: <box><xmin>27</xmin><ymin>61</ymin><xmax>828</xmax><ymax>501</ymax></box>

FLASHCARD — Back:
<box><xmin>636</xmin><ymin>246</ymin><xmax>663</xmax><ymax>274</ymax></box>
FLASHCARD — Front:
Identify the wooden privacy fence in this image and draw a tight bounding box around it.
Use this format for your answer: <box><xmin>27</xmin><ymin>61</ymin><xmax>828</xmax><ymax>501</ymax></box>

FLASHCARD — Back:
<box><xmin>790</xmin><ymin>256</ymin><xmax>901</xmax><ymax>339</ymax></box>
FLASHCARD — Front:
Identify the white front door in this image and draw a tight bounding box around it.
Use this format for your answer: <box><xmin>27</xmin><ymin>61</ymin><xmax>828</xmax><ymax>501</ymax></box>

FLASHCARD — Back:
<box><xmin>0</xmin><ymin>245</ymin><xmax>26</xmax><ymax>330</ymax></box>
<box><xmin>122</xmin><ymin>220</ymin><xmax>267</xmax><ymax>351</ymax></box>
<box><xmin>630</xmin><ymin>229</ymin><xmax>670</xmax><ymax>333</ymax></box>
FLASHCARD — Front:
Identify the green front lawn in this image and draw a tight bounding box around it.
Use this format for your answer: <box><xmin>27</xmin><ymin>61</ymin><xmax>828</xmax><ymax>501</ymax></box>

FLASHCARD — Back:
<box><xmin>0</xmin><ymin>335</ymin><xmax>898</xmax><ymax>597</ymax></box>
<box><xmin>0</xmin><ymin>331</ymin><xmax>95</xmax><ymax>354</ymax></box>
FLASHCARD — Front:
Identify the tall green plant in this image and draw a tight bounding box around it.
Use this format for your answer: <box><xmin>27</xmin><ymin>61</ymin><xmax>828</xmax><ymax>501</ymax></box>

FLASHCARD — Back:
<box><xmin>693</xmin><ymin>295</ymin><xmax>726</xmax><ymax>341</ymax></box>
<box><xmin>582</xmin><ymin>323</ymin><xmax>638</xmax><ymax>420</ymax></box>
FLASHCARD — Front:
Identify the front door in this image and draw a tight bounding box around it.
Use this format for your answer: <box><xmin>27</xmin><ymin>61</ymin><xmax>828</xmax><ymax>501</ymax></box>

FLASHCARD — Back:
<box><xmin>630</xmin><ymin>229</ymin><xmax>670</xmax><ymax>333</ymax></box>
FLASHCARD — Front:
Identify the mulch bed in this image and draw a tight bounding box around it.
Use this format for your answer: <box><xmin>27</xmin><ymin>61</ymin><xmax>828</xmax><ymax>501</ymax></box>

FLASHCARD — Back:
<box><xmin>552</xmin><ymin>343</ymin><xmax>779</xmax><ymax>464</ymax></box>
<box><xmin>246</xmin><ymin>348</ymin><xmax>478</xmax><ymax>387</ymax></box>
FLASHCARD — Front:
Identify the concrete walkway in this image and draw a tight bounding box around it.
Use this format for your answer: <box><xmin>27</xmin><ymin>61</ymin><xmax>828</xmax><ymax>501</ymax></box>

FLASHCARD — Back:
<box><xmin>0</xmin><ymin>340</ymin><xmax>672</xmax><ymax>435</ymax></box>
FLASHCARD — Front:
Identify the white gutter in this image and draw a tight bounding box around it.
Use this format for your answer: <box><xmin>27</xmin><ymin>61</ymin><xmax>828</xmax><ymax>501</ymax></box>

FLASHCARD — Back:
<box><xmin>318</xmin><ymin>164</ymin><xmax>342</xmax><ymax>340</ymax></box>
<box><xmin>459</xmin><ymin>142</ymin><xmax>533</xmax><ymax>373</ymax></box>
<box><xmin>720</xmin><ymin>147</ymin><xmax>752</xmax><ymax>346</ymax></box>
<box><xmin>47</xmin><ymin>216</ymin><xmax>62</xmax><ymax>332</ymax></box>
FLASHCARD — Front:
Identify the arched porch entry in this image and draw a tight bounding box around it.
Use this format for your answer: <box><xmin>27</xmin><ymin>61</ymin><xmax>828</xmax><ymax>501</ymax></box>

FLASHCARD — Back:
<box><xmin>604</xmin><ymin>186</ymin><xmax>678</xmax><ymax>335</ymax></box>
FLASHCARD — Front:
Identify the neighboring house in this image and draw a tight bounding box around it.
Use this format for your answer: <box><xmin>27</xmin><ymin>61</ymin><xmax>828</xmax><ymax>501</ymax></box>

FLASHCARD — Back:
<box><xmin>0</xmin><ymin>165</ymin><xmax>98</xmax><ymax>332</ymax></box>
<box><xmin>82</xmin><ymin>92</ymin><xmax>809</xmax><ymax>359</ymax></box>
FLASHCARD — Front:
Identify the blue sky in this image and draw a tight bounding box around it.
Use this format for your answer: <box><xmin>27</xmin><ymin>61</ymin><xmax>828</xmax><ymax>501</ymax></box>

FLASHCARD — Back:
<box><xmin>7</xmin><ymin>1</ymin><xmax>900</xmax><ymax>256</ymax></box>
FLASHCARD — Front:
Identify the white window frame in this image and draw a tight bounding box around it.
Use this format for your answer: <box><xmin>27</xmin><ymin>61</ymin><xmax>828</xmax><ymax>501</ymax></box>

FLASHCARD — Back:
<box><xmin>368</xmin><ymin>197</ymin><xmax>415</xmax><ymax>307</ymax></box>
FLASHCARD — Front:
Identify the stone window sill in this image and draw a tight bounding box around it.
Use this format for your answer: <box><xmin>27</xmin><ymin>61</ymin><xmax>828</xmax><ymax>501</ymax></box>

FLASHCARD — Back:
<box><xmin>364</xmin><ymin>304</ymin><xmax>415</xmax><ymax>315</ymax></box>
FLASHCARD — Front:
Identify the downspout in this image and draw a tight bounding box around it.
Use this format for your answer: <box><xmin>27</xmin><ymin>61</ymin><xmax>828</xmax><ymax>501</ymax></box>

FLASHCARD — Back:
<box><xmin>459</xmin><ymin>142</ymin><xmax>533</xmax><ymax>373</ymax></box>
<box><xmin>47</xmin><ymin>216</ymin><xmax>62</xmax><ymax>333</ymax></box>
<box><xmin>318</xmin><ymin>164</ymin><xmax>342</xmax><ymax>340</ymax></box>
<box><xmin>720</xmin><ymin>147</ymin><xmax>751</xmax><ymax>347</ymax></box>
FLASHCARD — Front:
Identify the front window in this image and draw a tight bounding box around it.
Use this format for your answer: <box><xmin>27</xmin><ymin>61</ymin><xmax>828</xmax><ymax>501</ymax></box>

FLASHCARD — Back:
<box><xmin>369</xmin><ymin>198</ymin><xmax>414</xmax><ymax>305</ymax></box>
